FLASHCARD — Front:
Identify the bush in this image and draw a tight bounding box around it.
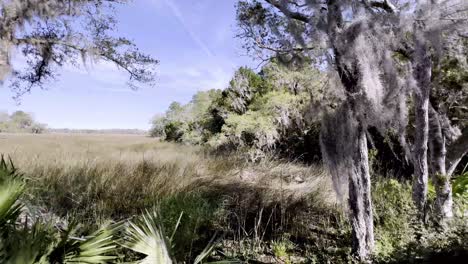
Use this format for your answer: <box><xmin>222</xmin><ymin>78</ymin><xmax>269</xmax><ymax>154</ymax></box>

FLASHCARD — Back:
<box><xmin>372</xmin><ymin>178</ymin><xmax>416</xmax><ymax>261</ymax></box>
<box><xmin>164</xmin><ymin>121</ymin><xmax>185</xmax><ymax>142</ymax></box>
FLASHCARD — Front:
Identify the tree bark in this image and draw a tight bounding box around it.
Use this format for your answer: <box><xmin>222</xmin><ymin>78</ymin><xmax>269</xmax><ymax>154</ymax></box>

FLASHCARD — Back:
<box><xmin>429</xmin><ymin>106</ymin><xmax>453</xmax><ymax>220</ymax></box>
<box><xmin>320</xmin><ymin>103</ymin><xmax>375</xmax><ymax>260</ymax></box>
<box><xmin>349</xmin><ymin>123</ymin><xmax>375</xmax><ymax>259</ymax></box>
<box><xmin>412</xmin><ymin>34</ymin><xmax>431</xmax><ymax>218</ymax></box>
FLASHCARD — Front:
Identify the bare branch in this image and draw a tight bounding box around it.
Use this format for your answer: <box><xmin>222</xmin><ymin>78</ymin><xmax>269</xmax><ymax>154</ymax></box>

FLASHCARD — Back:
<box><xmin>446</xmin><ymin>127</ymin><xmax>468</xmax><ymax>176</ymax></box>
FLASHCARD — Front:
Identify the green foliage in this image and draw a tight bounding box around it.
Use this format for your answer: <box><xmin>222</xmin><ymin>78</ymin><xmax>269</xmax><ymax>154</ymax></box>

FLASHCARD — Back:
<box><xmin>122</xmin><ymin>210</ymin><xmax>174</xmax><ymax>263</ymax></box>
<box><xmin>271</xmin><ymin>239</ymin><xmax>295</xmax><ymax>263</ymax></box>
<box><xmin>214</xmin><ymin>110</ymin><xmax>278</xmax><ymax>160</ymax></box>
<box><xmin>0</xmin><ymin>157</ymin><xmax>121</xmax><ymax>263</ymax></box>
<box><xmin>150</xmin><ymin>62</ymin><xmax>326</xmax><ymax>162</ymax></box>
<box><xmin>432</xmin><ymin>41</ymin><xmax>468</xmax><ymax>127</ymax></box>
<box><xmin>149</xmin><ymin>90</ymin><xmax>222</xmax><ymax>144</ymax></box>
<box><xmin>123</xmin><ymin>208</ymin><xmax>221</xmax><ymax>264</ymax></box>
<box><xmin>372</xmin><ymin>179</ymin><xmax>416</xmax><ymax>261</ymax></box>
<box><xmin>0</xmin><ymin>156</ymin><xmax>24</xmax><ymax>232</ymax></box>
<box><xmin>452</xmin><ymin>172</ymin><xmax>468</xmax><ymax>214</ymax></box>
<box><xmin>164</xmin><ymin>121</ymin><xmax>186</xmax><ymax>142</ymax></box>
<box><xmin>371</xmin><ymin>177</ymin><xmax>468</xmax><ymax>263</ymax></box>
<box><xmin>452</xmin><ymin>172</ymin><xmax>468</xmax><ymax>199</ymax></box>
<box><xmin>159</xmin><ymin>192</ymin><xmax>220</xmax><ymax>262</ymax></box>
<box><xmin>222</xmin><ymin>67</ymin><xmax>271</xmax><ymax>114</ymax></box>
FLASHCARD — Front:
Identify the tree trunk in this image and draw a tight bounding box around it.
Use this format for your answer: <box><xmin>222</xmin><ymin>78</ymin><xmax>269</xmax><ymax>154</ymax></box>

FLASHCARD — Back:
<box><xmin>348</xmin><ymin>123</ymin><xmax>374</xmax><ymax>259</ymax></box>
<box><xmin>321</xmin><ymin>104</ymin><xmax>375</xmax><ymax>261</ymax></box>
<box><xmin>323</xmin><ymin>0</ymin><xmax>374</xmax><ymax>259</ymax></box>
<box><xmin>429</xmin><ymin>107</ymin><xmax>453</xmax><ymax>220</ymax></box>
<box><xmin>412</xmin><ymin>34</ymin><xmax>431</xmax><ymax>218</ymax></box>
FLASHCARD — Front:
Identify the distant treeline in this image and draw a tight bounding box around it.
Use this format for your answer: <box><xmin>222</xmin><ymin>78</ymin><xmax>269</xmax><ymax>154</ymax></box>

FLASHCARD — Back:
<box><xmin>49</xmin><ymin>128</ymin><xmax>148</xmax><ymax>135</ymax></box>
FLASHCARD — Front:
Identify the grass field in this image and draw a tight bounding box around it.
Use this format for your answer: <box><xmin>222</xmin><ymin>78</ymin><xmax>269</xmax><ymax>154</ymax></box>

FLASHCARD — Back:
<box><xmin>2</xmin><ymin>133</ymin><xmax>464</xmax><ymax>263</ymax></box>
<box><xmin>0</xmin><ymin>133</ymin><xmax>341</xmax><ymax>262</ymax></box>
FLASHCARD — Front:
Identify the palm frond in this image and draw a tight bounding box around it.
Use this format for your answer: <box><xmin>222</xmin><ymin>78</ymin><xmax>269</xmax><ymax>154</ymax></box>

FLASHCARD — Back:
<box><xmin>0</xmin><ymin>180</ymin><xmax>24</xmax><ymax>227</ymax></box>
<box><xmin>194</xmin><ymin>233</ymin><xmax>219</xmax><ymax>264</ymax></box>
<box><xmin>64</xmin><ymin>223</ymin><xmax>121</xmax><ymax>264</ymax></box>
<box><xmin>122</xmin><ymin>209</ymin><xmax>174</xmax><ymax>264</ymax></box>
<box><xmin>0</xmin><ymin>155</ymin><xmax>25</xmax><ymax>229</ymax></box>
<box><xmin>1</xmin><ymin>222</ymin><xmax>53</xmax><ymax>264</ymax></box>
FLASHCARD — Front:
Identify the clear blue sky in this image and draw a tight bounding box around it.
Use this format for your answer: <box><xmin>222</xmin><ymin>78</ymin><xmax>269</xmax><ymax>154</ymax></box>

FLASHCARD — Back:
<box><xmin>0</xmin><ymin>0</ymin><xmax>256</xmax><ymax>130</ymax></box>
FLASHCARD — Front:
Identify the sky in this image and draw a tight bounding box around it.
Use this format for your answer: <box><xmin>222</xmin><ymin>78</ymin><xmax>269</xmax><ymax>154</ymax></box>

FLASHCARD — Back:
<box><xmin>0</xmin><ymin>0</ymin><xmax>256</xmax><ymax>130</ymax></box>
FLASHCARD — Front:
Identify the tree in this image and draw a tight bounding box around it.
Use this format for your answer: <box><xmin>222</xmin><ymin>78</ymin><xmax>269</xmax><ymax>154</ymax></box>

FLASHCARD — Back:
<box><xmin>149</xmin><ymin>90</ymin><xmax>223</xmax><ymax>144</ymax></box>
<box><xmin>236</xmin><ymin>0</ymin><xmax>467</xmax><ymax>259</ymax></box>
<box><xmin>237</xmin><ymin>1</ymin><xmax>394</xmax><ymax>258</ymax></box>
<box><xmin>10</xmin><ymin>110</ymin><xmax>33</xmax><ymax>129</ymax></box>
<box><xmin>149</xmin><ymin>114</ymin><xmax>167</xmax><ymax>138</ymax></box>
<box><xmin>426</xmin><ymin>34</ymin><xmax>468</xmax><ymax>221</ymax></box>
<box><xmin>0</xmin><ymin>0</ymin><xmax>158</xmax><ymax>98</ymax></box>
<box><xmin>29</xmin><ymin>122</ymin><xmax>46</xmax><ymax>134</ymax></box>
<box><xmin>393</xmin><ymin>1</ymin><xmax>468</xmax><ymax>221</ymax></box>
<box><xmin>0</xmin><ymin>110</ymin><xmax>46</xmax><ymax>133</ymax></box>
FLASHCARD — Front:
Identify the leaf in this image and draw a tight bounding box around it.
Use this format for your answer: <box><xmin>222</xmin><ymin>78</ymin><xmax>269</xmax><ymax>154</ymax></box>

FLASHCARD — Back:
<box><xmin>64</xmin><ymin>223</ymin><xmax>121</xmax><ymax>263</ymax></box>
<box><xmin>122</xmin><ymin>210</ymin><xmax>174</xmax><ymax>264</ymax></box>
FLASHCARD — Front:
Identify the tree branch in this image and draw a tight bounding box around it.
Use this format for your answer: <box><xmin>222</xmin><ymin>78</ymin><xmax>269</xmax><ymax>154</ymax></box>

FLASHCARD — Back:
<box><xmin>253</xmin><ymin>37</ymin><xmax>314</xmax><ymax>53</ymax></box>
<box><xmin>15</xmin><ymin>37</ymin><xmax>144</xmax><ymax>81</ymax></box>
<box><xmin>264</xmin><ymin>0</ymin><xmax>312</xmax><ymax>24</ymax></box>
<box><xmin>446</xmin><ymin>127</ymin><xmax>468</xmax><ymax>176</ymax></box>
<box><xmin>368</xmin><ymin>0</ymin><xmax>396</xmax><ymax>13</ymax></box>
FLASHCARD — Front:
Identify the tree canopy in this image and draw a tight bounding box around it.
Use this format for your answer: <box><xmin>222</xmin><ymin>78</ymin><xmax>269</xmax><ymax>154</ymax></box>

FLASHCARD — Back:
<box><xmin>0</xmin><ymin>0</ymin><xmax>158</xmax><ymax>98</ymax></box>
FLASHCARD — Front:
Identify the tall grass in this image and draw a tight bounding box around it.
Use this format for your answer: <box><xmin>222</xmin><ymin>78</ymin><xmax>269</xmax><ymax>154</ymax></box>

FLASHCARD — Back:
<box><xmin>1</xmin><ymin>133</ymin><xmax>464</xmax><ymax>263</ymax></box>
<box><xmin>0</xmin><ymin>133</ymin><xmax>337</xmax><ymax>262</ymax></box>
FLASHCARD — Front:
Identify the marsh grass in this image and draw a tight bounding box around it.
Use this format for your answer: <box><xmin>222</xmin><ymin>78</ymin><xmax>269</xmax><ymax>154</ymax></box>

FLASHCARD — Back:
<box><xmin>2</xmin><ymin>133</ymin><xmax>463</xmax><ymax>263</ymax></box>
<box><xmin>0</xmin><ymin>133</ymin><xmax>339</xmax><ymax>262</ymax></box>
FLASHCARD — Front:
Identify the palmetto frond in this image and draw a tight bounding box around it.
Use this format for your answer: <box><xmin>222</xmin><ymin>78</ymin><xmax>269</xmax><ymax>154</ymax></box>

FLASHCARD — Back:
<box><xmin>122</xmin><ymin>209</ymin><xmax>230</xmax><ymax>264</ymax></box>
<box><xmin>64</xmin><ymin>223</ymin><xmax>121</xmax><ymax>264</ymax></box>
<box><xmin>122</xmin><ymin>210</ymin><xmax>174</xmax><ymax>264</ymax></box>
<box><xmin>0</xmin><ymin>155</ymin><xmax>25</xmax><ymax>229</ymax></box>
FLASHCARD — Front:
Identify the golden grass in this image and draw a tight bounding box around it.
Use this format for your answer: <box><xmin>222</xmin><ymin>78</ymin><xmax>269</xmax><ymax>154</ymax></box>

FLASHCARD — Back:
<box><xmin>0</xmin><ymin>133</ymin><xmax>201</xmax><ymax>167</ymax></box>
<box><xmin>0</xmin><ymin>133</ymin><xmax>335</xmax><ymax>221</ymax></box>
<box><xmin>0</xmin><ymin>133</ymin><xmax>350</xmax><ymax>263</ymax></box>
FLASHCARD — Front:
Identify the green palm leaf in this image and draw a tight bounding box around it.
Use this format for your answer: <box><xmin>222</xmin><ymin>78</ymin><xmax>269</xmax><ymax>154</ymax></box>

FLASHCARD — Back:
<box><xmin>122</xmin><ymin>210</ymin><xmax>174</xmax><ymax>264</ymax></box>
<box><xmin>0</xmin><ymin>155</ymin><xmax>24</xmax><ymax>228</ymax></box>
<box><xmin>64</xmin><ymin>223</ymin><xmax>120</xmax><ymax>264</ymax></box>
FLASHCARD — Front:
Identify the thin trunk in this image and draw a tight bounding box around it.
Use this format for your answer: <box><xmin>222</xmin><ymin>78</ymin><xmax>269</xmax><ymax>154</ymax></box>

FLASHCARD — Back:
<box><xmin>446</xmin><ymin>127</ymin><xmax>468</xmax><ymax>176</ymax></box>
<box><xmin>348</xmin><ymin>123</ymin><xmax>374</xmax><ymax>259</ymax></box>
<box><xmin>412</xmin><ymin>34</ymin><xmax>431</xmax><ymax>218</ymax></box>
<box><xmin>429</xmin><ymin>107</ymin><xmax>453</xmax><ymax>220</ymax></box>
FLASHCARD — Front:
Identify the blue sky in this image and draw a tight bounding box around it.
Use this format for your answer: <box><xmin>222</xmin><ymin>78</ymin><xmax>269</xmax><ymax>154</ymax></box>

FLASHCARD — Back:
<box><xmin>0</xmin><ymin>0</ymin><xmax>256</xmax><ymax>130</ymax></box>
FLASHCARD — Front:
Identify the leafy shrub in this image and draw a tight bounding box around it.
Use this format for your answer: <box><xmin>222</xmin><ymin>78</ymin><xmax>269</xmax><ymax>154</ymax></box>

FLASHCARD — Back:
<box><xmin>452</xmin><ymin>172</ymin><xmax>468</xmax><ymax>216</ymax></box>
<box><xmin>453</xmin><ymin>172</ymin><xmax>468</xmax><ymax>200</ymax></box>
<box><xmin>372</xmin><ymin>178</ymin><xmax>416</xmax><ymax>261</ymax></box>
<box><xmin>164</xmin><ymin>121</ymin><xmax>185</xmax><ymax>142</ymax></box>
